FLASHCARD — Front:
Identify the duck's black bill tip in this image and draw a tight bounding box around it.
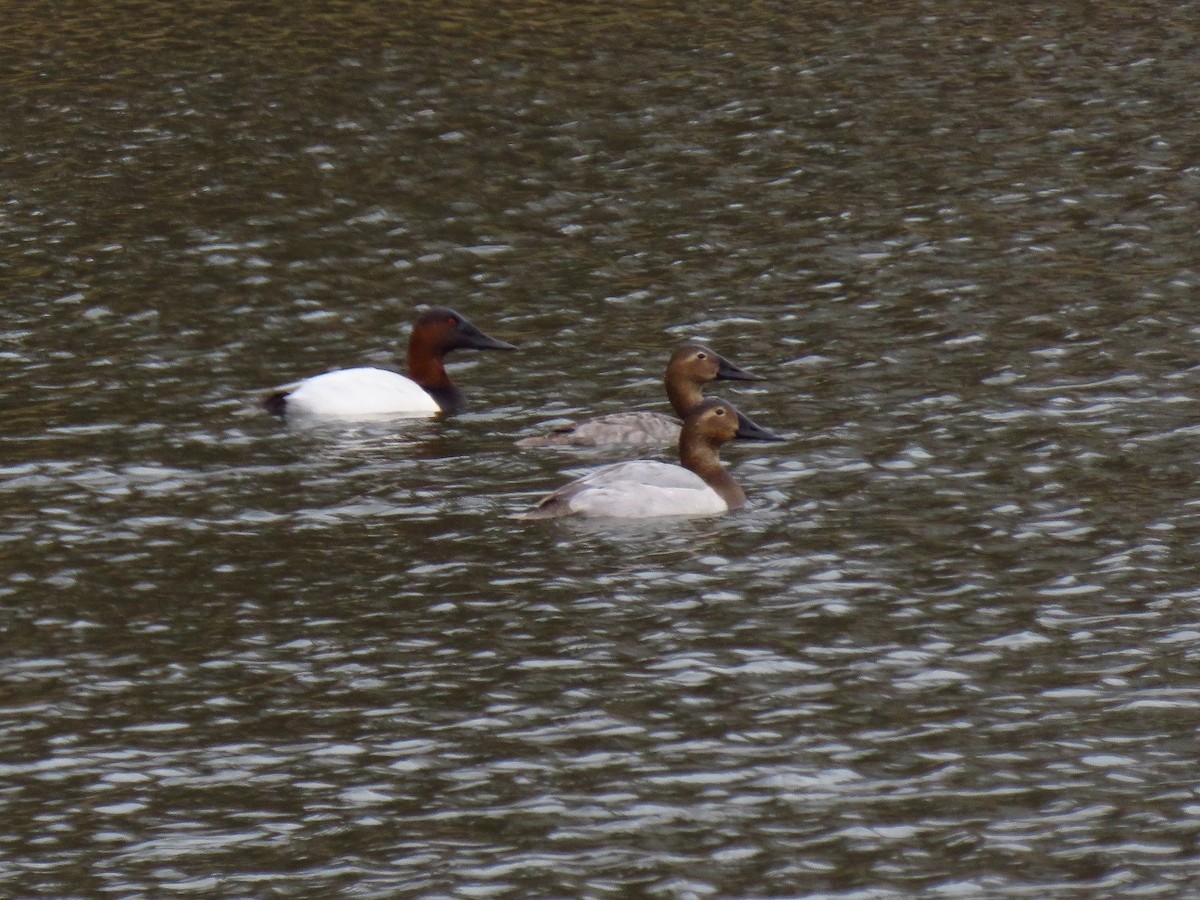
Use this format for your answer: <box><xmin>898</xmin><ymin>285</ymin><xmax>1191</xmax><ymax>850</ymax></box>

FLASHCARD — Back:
<box><xmin>457</xmin><ymin>320</ymin><xmax>517</xmax><ymax>351</ymax></box>
<box><xmin>476</xmin><ymin>336</ymin><xmax>518</xmax><ymax>351</ymax></box>
<box><xmin>716</xmin><ymin>357</ymin><xmax>766</xmax><ymax>382</ymax></box>
<box><xmin>734</xmin><ymin>411</ymin><xmax>785</xmax><ymax>441</ymax></box>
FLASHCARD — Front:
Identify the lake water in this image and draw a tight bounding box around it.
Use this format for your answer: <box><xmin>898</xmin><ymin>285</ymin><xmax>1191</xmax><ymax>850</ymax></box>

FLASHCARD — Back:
<box><xmin>4</xmin><ymin>1</ymin><xmax>1200</xmax><ymax>895</ymax></box>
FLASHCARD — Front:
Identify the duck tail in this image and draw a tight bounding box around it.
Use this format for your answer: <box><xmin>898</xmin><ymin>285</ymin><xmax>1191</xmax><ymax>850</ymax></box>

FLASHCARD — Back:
<box><xmin>515</xmin><ymin>424</ymin><xmax>580</xmax><ymax>448</ymax></box>
<box><xmin>514</xmin><ymin>496</ymin><xmax>571</xmax><ymax>520</ymax></box>
<box><xmin>262</xmin><ymin>391</ymin><xmax>289</xmax><ymax>417</ymax></box>
<box><xmin>515</xmin><ymin>434</ymin><xmax>556</xmax><ymax>448</ymax></box>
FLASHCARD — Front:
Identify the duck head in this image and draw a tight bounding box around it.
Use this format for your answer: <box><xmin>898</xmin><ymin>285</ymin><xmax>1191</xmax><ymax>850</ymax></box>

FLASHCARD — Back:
<box><xmin>687</xmin><ymin>397</ymin><xmax>783</xmax><ymax>446</ymax></box>
<box><xmin>411</xmin><ymin>307</ymin><xmax>517</xmax><ymax>354</ymax></box>
<box><xmin>669</xmin><ymin>343</ymin><xmax>763</xmax><ymax>385</ymax></box>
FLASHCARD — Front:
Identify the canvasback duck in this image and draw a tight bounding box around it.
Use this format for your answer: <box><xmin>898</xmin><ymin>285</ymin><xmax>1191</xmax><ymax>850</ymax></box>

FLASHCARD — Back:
<box><xmin>263</xmin><ymin>307</ymin><xmax>515</xmax><ymax>419</ymax></box>
<box><xmin>520</xmin><ymin>398</ymin><xmax>783</xmax><ymax>519</ymax></box>
<box><xmin>516</xmin><ymin>343</ymin><xmax>763</xmax><ymax>448</ymax></box>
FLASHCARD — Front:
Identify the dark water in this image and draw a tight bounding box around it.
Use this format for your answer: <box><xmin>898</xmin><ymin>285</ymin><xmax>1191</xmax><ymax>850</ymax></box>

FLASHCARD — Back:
<box><xmin>4</xmin><ymin>1</ymin><xmax>1200</xmax><ymax>895</ymax></box>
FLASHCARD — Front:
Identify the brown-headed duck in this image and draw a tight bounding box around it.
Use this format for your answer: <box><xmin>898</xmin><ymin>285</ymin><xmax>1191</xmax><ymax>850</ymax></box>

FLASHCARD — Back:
<box><xmin>264</xmin><ymin>307</ymin><xmax>514</xmax><ymax>419</ymax></box>
<box><xmin>516</xmin><ymin>343</ymin><xmax>763</xmax><ymax>448</ymax></box>
<box><xmin>520</xmin><ymin>398</ymin><xmax>783</xmax><ymax>519</ymax></box>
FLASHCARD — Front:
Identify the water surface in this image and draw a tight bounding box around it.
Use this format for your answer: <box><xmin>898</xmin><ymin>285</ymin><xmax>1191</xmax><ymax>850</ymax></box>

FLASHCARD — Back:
<box><xmin>4</xmin><ymin>1</ymin><xmax>1200</xmax><ymax>896</ymax></box>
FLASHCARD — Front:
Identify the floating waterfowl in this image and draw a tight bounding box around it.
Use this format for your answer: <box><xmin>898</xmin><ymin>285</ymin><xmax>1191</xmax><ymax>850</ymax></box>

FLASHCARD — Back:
<box><xmin>520</xmin><ymin>398</ymin><xmax>783</xmax><ymax>519</ymax></box>
<box><xmin>264</xmin><ymin>307</ymin><xmax>514</xmax><ymax>419</ymax></box>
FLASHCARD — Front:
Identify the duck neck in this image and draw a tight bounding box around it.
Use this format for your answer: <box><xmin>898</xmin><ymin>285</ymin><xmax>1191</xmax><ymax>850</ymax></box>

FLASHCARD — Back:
<box><xmin>679</xmin><ymin>440</ymin><xmax>746</xmax><ymax>509</ymax></box>
<box><xmin>665</xmin><ymin>374</ymin><xmax>703</xmax><ymax>418</ymax></box>
<box><xmin>423</xmin><ymin>384</ymin><xmax>466</xmax><ymax>414</ymax></box>
<box><xmin>407</xmin><ymin>334</ymin><xmax>462</xmax><ymax>412</ymax></box>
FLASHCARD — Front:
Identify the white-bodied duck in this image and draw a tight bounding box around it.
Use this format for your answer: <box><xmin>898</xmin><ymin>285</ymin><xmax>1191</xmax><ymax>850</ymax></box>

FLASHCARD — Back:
<box><xmin>520</xmin><ymin>397</ymin><xmax>782</xmax><ymax>519</ymax></box>
<box><xmin>264</xmin><ymin>307</ymin><xmax>515</xmax><ymax>419</ymax></box>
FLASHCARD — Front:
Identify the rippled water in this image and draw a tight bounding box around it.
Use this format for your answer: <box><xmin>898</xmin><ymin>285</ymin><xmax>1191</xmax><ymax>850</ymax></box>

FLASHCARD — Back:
<box><xmin>5</xmin><ymin>1</ymin><xmax>1200</xmax><ymax>895</ymax></box>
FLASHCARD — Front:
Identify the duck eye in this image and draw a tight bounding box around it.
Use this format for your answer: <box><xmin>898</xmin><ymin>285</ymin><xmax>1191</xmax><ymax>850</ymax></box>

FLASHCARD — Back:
<box><xmin>696</xmin><ymin>352</ymin><xmax>707</xmax><ymax>360</ymax></box>
<box><xmin>714</xmin><ymin>407</ymin><xmax>725</xmax><ymax>416</ymax></box>
<box><xmin>446</xmin><ymin>315</ymin><xmax>458</xmax><ymax>326</ymax></box>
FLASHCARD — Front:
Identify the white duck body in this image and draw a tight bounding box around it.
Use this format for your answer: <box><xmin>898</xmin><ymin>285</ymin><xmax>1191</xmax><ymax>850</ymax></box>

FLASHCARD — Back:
<box><xmin>535</xmin><ymin>459</ymin><xmax>729</xmax><ymax>518</ymax></box>
<box><xmin>264</xmin><ymin>307</ymin><xmax>515</xmax><ymax>420</ymax></box>
<box><xmin>279</xmin><ymin>367</ymin><xmax>441</xmax><ymax>419</ymax></box>
<box><xmin>521</xmin><ymin>398</ymin><xmax>783</xmax><ymax>520</ymax></box>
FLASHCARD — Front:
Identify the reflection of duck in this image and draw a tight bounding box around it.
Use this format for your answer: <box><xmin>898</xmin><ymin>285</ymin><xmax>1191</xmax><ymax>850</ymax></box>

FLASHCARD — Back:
<box><xmin>263</xmin><ymin>307</ymin><xmax>514</xmax><ymax>419</ymax></box>
<box><xmin>516</xmin><ymin>343</ymin><xmax>762</xmax><ymax>448</ymax></box>
<box><xmin>520</xmin><ymin>398</ymin><xmax>783</xmax><ymax>519</ymax></box>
